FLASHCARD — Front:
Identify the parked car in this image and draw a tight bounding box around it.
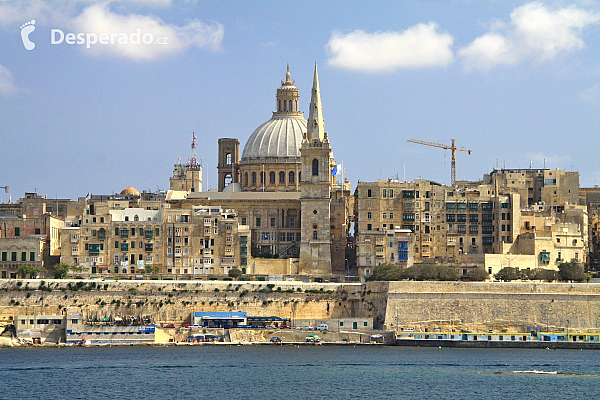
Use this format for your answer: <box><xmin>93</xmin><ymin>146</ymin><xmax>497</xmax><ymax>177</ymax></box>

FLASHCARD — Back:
<box><xmin>317</xmin><ymin>324</ymin><xmax>328</xmax><ymax>331</ymax></box>
<box><xmin>163</xmin><ymin>324</ymin><xmax>176</xmax><ymax>329</ymax></box>
<box><xmin>296</xmin><ymin>326</ymin><xmax>314</xmax><ymax>330</ymax></box>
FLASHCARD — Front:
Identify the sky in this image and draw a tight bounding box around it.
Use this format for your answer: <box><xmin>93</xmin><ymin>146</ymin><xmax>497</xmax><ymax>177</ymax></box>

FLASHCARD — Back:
<box><xmin>1</xmin><ymin>0</ymin><xmax>600</xmax><ymax>201</ymax></box>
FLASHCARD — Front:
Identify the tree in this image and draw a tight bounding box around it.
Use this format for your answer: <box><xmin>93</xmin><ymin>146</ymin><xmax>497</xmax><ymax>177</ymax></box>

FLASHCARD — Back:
<box><xmin>144</xmin><ymin>264</ymin><xmax>160</xmax><ymax>275</ymax></box>
<box><xmin>558</xmin><ymin>259</ymin><xmax>585</xmax><ymax>282</ymax></box>
<box><xmin>228</xmin><ymin>268</ymin><xmax>243</xmax><ymax>279</ymax></box>
<box><xmin>18</xmin><ymin>265</ymin><xmax>44</xmax><ymax>278</ymax></box>
<box><xmin>467</xmin><ymin>268</ymin><xmax>489</xmax><ymax>281</ymax></box>
<box><xmin>494</xmin><ymin>267</ymin><xmax>521</xmax><ymax>281</ymax></box>
<box><xmin>53</xmin><ymin>263</ymin><xmax>71</xmax><ymax>279</ymax></box>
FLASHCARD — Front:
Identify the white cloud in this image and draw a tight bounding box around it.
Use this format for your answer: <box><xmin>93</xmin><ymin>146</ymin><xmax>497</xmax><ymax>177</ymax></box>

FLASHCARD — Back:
<box><xmin>326</xmin><ymin>23</ymin><xmax>454</xmax><ymax>72</ymax></box>
<box><xmin>459</xmin><ymin>2</ymin><xmax>600</xmax><ymax>71</ymax></box>
<box><xmin>0</xmin><ymin>64</ymin><xmax>23</xmax><ymax>95</ymax></box>
<box><xmin>70</xmin><ymin>3</ymin><xmax>223</xmax><ymax>60</ymax></box>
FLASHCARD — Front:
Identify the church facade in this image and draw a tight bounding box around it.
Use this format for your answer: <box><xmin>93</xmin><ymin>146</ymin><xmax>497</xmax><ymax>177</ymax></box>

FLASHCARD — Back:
<box><xmin>168</xmin><ymin>65</ymin><xmax>351</xmax><ymax>276</ymax></box>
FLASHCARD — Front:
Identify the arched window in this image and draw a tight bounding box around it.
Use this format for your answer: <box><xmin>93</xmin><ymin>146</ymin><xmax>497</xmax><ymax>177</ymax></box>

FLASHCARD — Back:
<box><xmin>134</xmin><ymin>215</ymin><xmax>139</xmax><ymax>221</ymax></box>
<box><xmin>224</xmin><ymin>174</ymin><xmax>232</xmax><ymax>186</ymax></box>
<box><xmin>288</xmin><ymin>100</ymin><xmax>292</xmax><ymax>112</ymax></box>
<box><xmin>299</xmin><ymin>172</ymin><xmax>301</xmax><ymax>182</ymax></box>
<box><xmin>312</xmin><ymin>159</ymin><xmax>319</xmax><ymax>176</ymax></box>
<box><xmin>279</xmin><ymin>171</ymin><xmax>285</xmax><ymax>184</ymax></box>
<box><xmin>313</xmin><ymin>230</ymin><xmax>318</xmax><ymax>240</ymax></box>
<box><xmin>270</xmin><ymin>171</ymin><xmax>275</xmax><ymax>184</ymax></box>
<box><xmin>284</xmin><ymin>100</ymin><xmax>287</xmax><ymax>111</ymax></box>
<box><xmin>226</xmin><ymin>153</ymin><xmax>231</xmax><ymax>164</ymax></box>
<box><xmin>289</xmin><ymin>171</ymin><xmax>295</xmax><ymax>183</ymax></box>
<box><xmin>261</xmin><ymin>172</ymin><xmax>265</xmax><ymax>184</ymax></box>
<box><xmin>252</xmin><ymin>172</ymin><xmax>257</xmax><ymax>185</ymax></box>
<box><xmin>244</xmin><ymin>172</ymin><xmax>248</xmax><ymax>186</ymax></box>
<box><xmin>278</xmin><ymin>100</ymin><xmax>281</xmax><ymax>111</ymax></box>
<box><xmin>295</xmin><ymin>100</ymin><xmax>298</xmax><ymax>111</ymax></box>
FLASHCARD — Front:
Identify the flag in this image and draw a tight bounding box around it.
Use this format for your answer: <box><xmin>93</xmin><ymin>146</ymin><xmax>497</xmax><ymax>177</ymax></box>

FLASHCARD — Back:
<box><xmin>8</xmin><ymin>195</ymin><xmax>11</xmax><ymax>204</ymax></box>
<box><xmin>331</xmin><ymin>165</ymin><xmax>339</xmax><ymax>176</ymax></box>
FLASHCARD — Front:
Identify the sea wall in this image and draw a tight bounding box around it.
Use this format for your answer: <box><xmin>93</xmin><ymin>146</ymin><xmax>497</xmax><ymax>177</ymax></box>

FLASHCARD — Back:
<box><xmin>2</xmin><ymin>279</ymin><xmax>600</xmax><ymax>334</ymax></box>
<box><xmin>0</xmin><ymin>279</ymin><xmax>373</xmax><ymax>327</ymax></box>
<box><xmin>381</xmin><ymin>281</ymin><xmax>600</xmax><ymax>332</ymax></box>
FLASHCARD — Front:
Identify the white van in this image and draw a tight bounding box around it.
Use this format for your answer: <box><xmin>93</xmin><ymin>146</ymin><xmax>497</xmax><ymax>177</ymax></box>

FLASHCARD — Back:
<box><xmin>317</xmin><ymin>324</ymin><xmax>328</xmax><ymax>331</ymax></box>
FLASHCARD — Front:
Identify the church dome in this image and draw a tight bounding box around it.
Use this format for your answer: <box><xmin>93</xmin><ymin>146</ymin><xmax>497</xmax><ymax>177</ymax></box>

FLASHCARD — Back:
<box><xmin>241</xmin><ymin>65</ymin><xmax>307</xmax><ymax>163</ymax></box>
<box><xmin>120</xmin><ymin>187</ymin><xmax>140</xmax><ymax>196</ymax></box>
<box><xmin>241</xmin><ymin>115</ymin><xmax>306</xmax><ymax>161</ymax></box>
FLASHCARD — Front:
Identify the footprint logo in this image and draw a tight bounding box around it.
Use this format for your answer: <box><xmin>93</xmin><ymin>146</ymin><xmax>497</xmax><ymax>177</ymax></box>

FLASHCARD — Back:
<box><xmin>20</xmin><ymin>20</ymin><xmax>35</xmax><ymax>50</ymax></box>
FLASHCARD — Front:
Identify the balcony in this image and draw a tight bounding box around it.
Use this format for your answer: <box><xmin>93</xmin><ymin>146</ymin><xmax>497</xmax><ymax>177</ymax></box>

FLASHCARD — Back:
<box><xmin>145</xmin><ymin>244</ymin><xmax>154</xmax><ymax>252</ymax></box>
<box><xmin>89</xmin><ymin>244</ymin><xmax>100</xmax><ymax>254</ymax></box>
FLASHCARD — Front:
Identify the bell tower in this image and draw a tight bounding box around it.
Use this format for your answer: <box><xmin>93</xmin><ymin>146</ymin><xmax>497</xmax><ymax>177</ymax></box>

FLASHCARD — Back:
<box><xmin>299</xmin><ymin>64</ymin><xmax>334</xmax><ymax>275</ymax></box>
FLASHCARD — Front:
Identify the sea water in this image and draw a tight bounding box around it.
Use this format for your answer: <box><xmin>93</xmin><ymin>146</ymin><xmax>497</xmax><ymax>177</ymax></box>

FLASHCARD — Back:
<box><xmin>0</xmin><ymin>346</ymin><xmax>598</xmax><ymax>399</ymax></box>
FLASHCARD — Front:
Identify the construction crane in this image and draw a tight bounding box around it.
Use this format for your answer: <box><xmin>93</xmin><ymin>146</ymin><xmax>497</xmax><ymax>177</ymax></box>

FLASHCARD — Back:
<box><xmin>407</xmin><ymin>138</ymin><xmax>472</xmax><ymax>187</ymax></box>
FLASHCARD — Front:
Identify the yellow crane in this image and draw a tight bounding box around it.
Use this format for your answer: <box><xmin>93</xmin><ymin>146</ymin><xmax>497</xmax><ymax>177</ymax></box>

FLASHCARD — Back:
<box><xmin>407</xmin><ymin>138</ymin><xmax>472</xmax><ymax>187</ymax></box>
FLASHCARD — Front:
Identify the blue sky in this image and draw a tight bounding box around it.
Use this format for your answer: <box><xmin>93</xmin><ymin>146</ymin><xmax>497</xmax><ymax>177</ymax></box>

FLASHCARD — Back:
<box><xmin>1</xmin><ymin>0</ymin><xmax>600</xmax><ymax>200</ymax></box>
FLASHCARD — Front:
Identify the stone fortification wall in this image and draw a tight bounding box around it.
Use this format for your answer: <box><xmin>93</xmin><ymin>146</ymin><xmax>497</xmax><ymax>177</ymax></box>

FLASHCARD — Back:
<box><xmin>3</xmin><ymin>279</ymin><xmax>599</xmax><ymax>335</ymax></box>
<box><xmin>0</xmin><ymin>280</ymin><xmax>371</xmax><ymax>327</ymax></box>
<box><xmin>381</xmin><ymin>281</ymin><xmax>600</xmax><ymax>333</ymax></box>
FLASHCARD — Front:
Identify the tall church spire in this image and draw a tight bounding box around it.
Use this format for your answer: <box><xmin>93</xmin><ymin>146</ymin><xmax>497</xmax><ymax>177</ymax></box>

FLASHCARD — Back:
<box><xmin>306</xmin><ymin>63</ymin><xmax>324</xmax><ymax>142</ymax></box>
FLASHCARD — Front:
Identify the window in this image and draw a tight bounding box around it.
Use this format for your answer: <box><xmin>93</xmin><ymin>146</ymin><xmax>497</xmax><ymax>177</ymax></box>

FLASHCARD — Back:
<box><xmin>256</xmin><ymin>217</ymin><xmax>261</xmax><ymax>227</ymax></box>
<box><xmin>270</xmin><ymin>171</ymin><xmax>275</xmax><ymax>184</ymax></box>
<box><xmin>457</xmin><ymin>214</ymin><xmax>467</xmax><ymax>223</ymax></box>
<box><xmin>280</xmin><ymin>232</ymin><xmax>286</xmax><ymax>242</ymax></box>
<box><xmin>313</xmin><ymin>230</ymin><xmax>318</xmax><ymax>240</ymax></box>
<box><xmin>29</xmin><ymin>252</ymin><xmax>35</xmax><ymax>261</ymax></box>
<box><xmin>287</xmin><ymin>232</ymin><xmax>295</xmax><ymax>242</ymax></box>
<box><xmin>469</xmin><ymin>214</ymin><xmax>479</xmax><ymax>223</ymax></box>
<box><xmin>312</xmin><ymin>159</ymin><xmax>319</xmax><ymax>176</ymax></box>
<box><xmin>290</xmin><ymin>217</ymin><xmax>295</xmax><ymax>228</ymax></box>
<box><xmin>289</xmin><ymin>171</ymin><xmax>295</xmax><ymax>184</ymax></box>
<box><xmin>271</xmin><ymin>217</ymin><xmax>276</xmax><ymax>227</ymax></box>
<box><xmin>21</xmin><ymin>252</ymin><xmax>27</xmax><ymax>261</ymax></box>
<box><xmin>11</xmin><ymin>252</ymin><xmax>17</xmax><ymax>261</ymax></box>
<box><xmin>261</xmin><ymin>232</ymin><xmax>271</xmax><ymax>240</ymax></box>
<box><xmin>367</xmin><ymin>212</ymin><xmax>372</xmax><ymax>220</ymax></box>
<box><xmin>389</xmin><ymin>189</ymin><xmax>394</xmax><ymax>197</ymax></box>
<box><xmin>14</xmin><ymin>227</ymin><xmax>20</xmax><ymax>237</ymax></box>
<box><xmin>390</xmin><ymin>213</ymin><xmax>394</xmax><ymax>219</ymax></box>
<box><xmin>383</xmin><ymin>189</ymin><xmax>387</xmax><ymax>198</ymax></box>
<box><xmin>367</xmin><ymin>224</ymin><xmax>372</xmax><ymax>230</ymax></box>
<box><xmin>469</xmin><ymin>225</ymin><xmax>479</xmax><ymax>234</ymax></box>
<box><xmin>382</xmin><ymin>213</ymin><xmax>386</xmax><ymax>219</ymax></box>
<box><xmin>244</xmin><ymin>173</ymin><xmax>248</xmax><ymax>186</ymax></box>
<box><xmin>367</xmin><ymin>189</ymin><xmax>372</xmax><ymax>198</ymax></box>
<box><xmin>252</xmin><ymin>172</ymin><xmax>257</xmax><ymax>185</ymax></box>
<box><xmin>1</xmin><ymin>252</ymin><xmax>6</xmax><ymax>262</ymax></box>
<box><xmin>35</xmin><ymin>228</ymin><xmax>40</xmax><ymax>235</ymax></box>
<box><xmin>279</xmin><ymin>171</ymin><xmax>285</xmax><ymax>184</ymax></box>
<box><xmin>241</xmin><ymin>217</ymin><xmax>247</xmax><ymax>225</ymax></box>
